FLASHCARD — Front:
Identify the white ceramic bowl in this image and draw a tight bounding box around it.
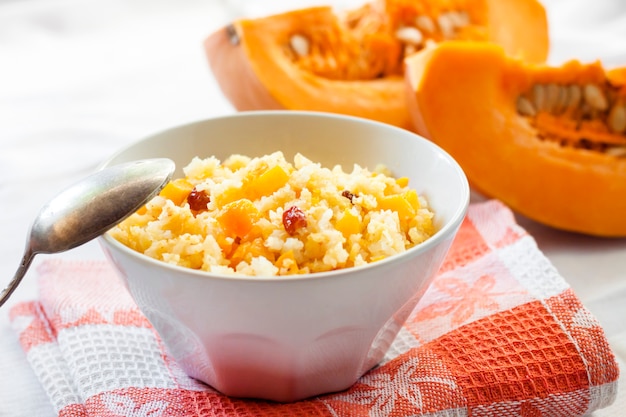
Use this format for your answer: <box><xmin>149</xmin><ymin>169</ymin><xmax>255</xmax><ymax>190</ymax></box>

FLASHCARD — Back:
<box><xmin>99</xmin><ymin>111</ymin><xmax>469</xmax><ymax>402</ymax></box>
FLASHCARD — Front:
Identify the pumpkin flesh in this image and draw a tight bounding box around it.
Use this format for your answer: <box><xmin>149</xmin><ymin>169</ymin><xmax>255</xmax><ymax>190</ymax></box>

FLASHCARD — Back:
<box><xmin>204</xmin><ymin>0</ymin><xmax>548</xmax><ymax>130</ymax></box>
<box><xmin>405</xmin><ymin>42</ymin><xmax>626</xmax><ymax>237</ymax></box>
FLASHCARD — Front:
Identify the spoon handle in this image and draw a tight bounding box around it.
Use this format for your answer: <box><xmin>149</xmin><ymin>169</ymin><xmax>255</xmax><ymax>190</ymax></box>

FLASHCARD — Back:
<box><xmin>0</xmin><ymin>250</ymin><xmax>35</xmax><ymax>308</ymax></box>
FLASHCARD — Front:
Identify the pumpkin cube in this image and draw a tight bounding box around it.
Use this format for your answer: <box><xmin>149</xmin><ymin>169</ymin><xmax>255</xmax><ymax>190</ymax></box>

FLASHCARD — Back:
<box><xmin>395</xmin><ymin>176</ymin><xmax>409</xmax><ymax>188</ymax></box>
<box><xmin>275</xmin><ymin>250</ymin><xmax>299</xmax><ymax>274</ymax></box>
<box><xmin>218</xmin><ymin>199</ymin><xmax>259</xmax><ymax>238</ymax></box>
<box><xmin>403</xmin><ymin>189</ymin><xmax>420</xmax><ymax>211</ymax></box>
<box><xmin>159</xmin><ymin>179</ymin><xmax>194</xmax><ymax>206</ymax></box>
<box><xmin>247</xmin><ymin>165</ymin><xmax>289</xmax><ymax>199</ymax></box>
<box><xmin>336</xmin><ymin>209</ymin><xmax>361</xmax><ymax>237</ymax></box>
<box><xmin>304</xmin><ymin>237</ymin><xmax>325</xmax><ymax>260</ymax></box>
<box><xmin>378</xmin><ymin>193</ymin><xmax>416</xmax><ymax>220</ymax></box>
<box><xmin>214</xmin><ymin>187</ymin><xmax>245</xmax><ymax>209</ymax></box>
<box><xmin>230</xmin><ymin>238</ymin><xmax>274</xmax><ymax>267</ymax></box>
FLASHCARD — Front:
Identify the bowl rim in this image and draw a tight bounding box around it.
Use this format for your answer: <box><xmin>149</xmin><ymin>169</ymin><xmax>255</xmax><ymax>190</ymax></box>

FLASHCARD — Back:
<box><xmin>99</xmin><ymin>110</ymin><xmax>470</xmax><ymax>283</ymax></box>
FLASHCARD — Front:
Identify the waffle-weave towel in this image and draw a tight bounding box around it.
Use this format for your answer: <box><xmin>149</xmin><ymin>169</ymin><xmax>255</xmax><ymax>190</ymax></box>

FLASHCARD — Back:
<box><xmin>9</xmin><ymin>200</ymin><xmax>620</xmax><ymax>416</ymax></box>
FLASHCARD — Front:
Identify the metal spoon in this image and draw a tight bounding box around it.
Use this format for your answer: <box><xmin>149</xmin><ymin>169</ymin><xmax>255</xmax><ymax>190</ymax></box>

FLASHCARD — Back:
<box><xmin>0</xmin><ymin>158</ymin><xmax>176</xmax><ymax>308</ymax></box>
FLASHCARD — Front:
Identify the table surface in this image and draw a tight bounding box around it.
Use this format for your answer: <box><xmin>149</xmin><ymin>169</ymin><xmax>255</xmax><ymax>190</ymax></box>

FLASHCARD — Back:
<box><xmin>1</xmin><ymin>0</ymin><xmax>625</xmax><ymax>415</ymax></box>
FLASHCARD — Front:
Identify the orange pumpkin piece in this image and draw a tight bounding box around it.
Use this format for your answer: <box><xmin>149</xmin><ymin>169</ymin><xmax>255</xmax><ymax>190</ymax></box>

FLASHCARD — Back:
<box><xmin>204</xmin><ymin>0</ymin><xmax>548</xmax><ymax>130</ymax></box>
<box><xmin>335</xmin><ymin>209</ymin><xmax>362</xmax><ymax>237</ymax></box>
<box><xmin>159</xmin><ymin>178</ymin><xmax>194</xmax><ymax>206</ymax></box>
<box><xmin>275</xmin><ymin>250</ymin><xmax>299</xmax><ymax>274</ymax></box>
<box><xmin>395</xmin><ymin>176</ymin><xmax>410</xmax><ymax>188</ymax></box>
<box><xmin>229</xmin><ymin>238</ymin><xmax>276</xmax><ymax>268</ymax></box>
<box><xmin>218</xmin><ymin>199</ymin><xmax>259</xmax><ymax>238</ymax></box>
<box><xmin>404</xmin><ymin>41</ymin><xmax>626</xmax><ymax>237</ymax></box>
<box><xmin>213</xmin><ymin>186</ymin><xmax>245</xmax><ymax>209</ymax></box>
<box><xmin>246</xmin><ymin>165</ymin><xmax>289</xmax><ymax>200</ymax></box>
<box><xmin>378</xmin><ymin>192</ymin><xmax>417</xmax><ymax>221</ymax></box>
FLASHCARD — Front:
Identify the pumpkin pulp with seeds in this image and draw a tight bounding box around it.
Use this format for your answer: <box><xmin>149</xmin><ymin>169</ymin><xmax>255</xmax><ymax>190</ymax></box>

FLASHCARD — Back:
<box><xmin>515</xmin><ymin>65</ymin><xmax>626</xmax><ymax>156</ymax></box>
<box><xmin>204</xmin><ymin>0</ymin><xmax>548</xmax><ymax>130</ymax></box>
<box><xmin>405</xmin><ymin>41</ymin><xmax>626</xmax><ymax>237</ymax></box>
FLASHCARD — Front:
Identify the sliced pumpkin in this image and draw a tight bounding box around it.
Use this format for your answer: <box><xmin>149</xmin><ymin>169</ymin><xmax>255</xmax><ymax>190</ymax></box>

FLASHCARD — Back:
<box><xmin>204</xmin><ymin>0</ymin><xmax>548</xmax><ymax>130</ymax></box>
<box><xmin>405</xmin><ymin>41</ymin><xmax>626</xmax><ymax>237</ymax></box>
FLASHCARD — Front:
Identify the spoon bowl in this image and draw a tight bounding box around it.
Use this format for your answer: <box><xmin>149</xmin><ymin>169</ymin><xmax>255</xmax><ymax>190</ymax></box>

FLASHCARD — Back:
<box><xmin>0</xmin><ymin>158</ymin><xmax>175</xmax><ymax>308</ymax></box>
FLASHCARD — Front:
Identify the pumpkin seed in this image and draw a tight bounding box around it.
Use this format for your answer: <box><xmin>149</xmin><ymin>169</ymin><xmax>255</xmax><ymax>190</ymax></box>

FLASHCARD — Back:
<box><xmin>517</xmin><ymin>96</ymin><xmax>536</xmax><ymax>116</ymax></box>
<box><xmin>583</xmin><ymin>84</ymin><xmax>608</xmax><ymax>111</ymax></box>
<box><xmin>556</xmin><ymin>85</ymin><xmax>569</xmax><ymax>114</ymax></box>
<box><xmin>567</xmin><ymin>84</ymin><xmax>582</xmax><ymax>109</ymax></box>
<box><xmin>531</xmin><ymin>84</ymin><xmax>546</xmax><ymax>111</ymax></box>
<box><xmin>290</xmin><ymin>34</ymin><xmax>310</xmax><ymax>57</ymax></box>
<box><xmin>226</xmin><ymin>24</ymin><xmax>240</xmax><ymax>46</ymax></box>
<box><xmin>606</xmin><ymin>146</ymin><xmax>626</xmax><ymax>157</ymax></box>
<box><xmin>608</xmin><ymin>103</ymin><xmax>626</xmax><ymax>133</ymax></box>
<box><xmin>544</xmin><ymin>83</ymin><xmax>560</xmax><ymax>113</ymax></box>
<box><xmin>424</xmin><ymin>39</ymin><xmax>437</xmax><ymax>49</ymax></box>
<box><xmin>448</xmin><ymin>11</ymin><xmax>470</xmax><ymax>27</ymax></box>
<box><xmin>404</xmin><ymin>44</ymin><xmax>417</xmax><ymax>56</ymax></box>
<box><xmin>415</xmin><ymin>15</ymin><xmax>435</xmax><ymax>33</ymax></box>
<box><xmin>395</xmin><ymin>26</ymin><xmax>424</xmax><ymax>45</ymax></box>
<box><xmin>437</xmin><ymin>14</ymin><xmax>455</xmax><ymax>39</ymax></box>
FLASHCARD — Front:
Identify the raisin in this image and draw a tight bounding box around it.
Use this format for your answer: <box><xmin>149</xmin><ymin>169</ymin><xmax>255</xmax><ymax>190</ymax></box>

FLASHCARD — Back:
<box><xmin>187</xmin><ymin>188</ymin><xmax>211</xmax><ymax>213</ymax></box>
<box><xmin>282</xmin><ymin>206</ymin><xmax>307</xmax><ymax>235</ymax></box>
<box><xmin>341</xmin><ymin>190</ymin><xmax>355</xmax><ymax>203</ymax></box>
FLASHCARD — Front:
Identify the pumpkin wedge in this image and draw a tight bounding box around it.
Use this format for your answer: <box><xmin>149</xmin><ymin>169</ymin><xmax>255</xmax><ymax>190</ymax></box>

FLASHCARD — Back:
<box><xmin>204</xmin><ymin>0</ymin><xmax>549</xmax><ymax>130</ymax></box>
<box><xmin>405</xmin><ymin>41</ymin><xmax>626</xmax><ymax>237</ymax></box>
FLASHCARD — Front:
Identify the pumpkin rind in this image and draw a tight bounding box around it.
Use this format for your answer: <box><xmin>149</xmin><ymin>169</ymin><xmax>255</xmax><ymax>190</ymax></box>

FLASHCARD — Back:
<box><xmin>204</xmin><ymin>0</ymin><xmax>549</xmax><ymax>130</ymax></box>
<box><xmin>204</xmin><ymin>24</ymin><xmax>283</xmax><ymax>111</ymax></box>
<box><xmin>484</xmin><ymin>0</ymin><xmax>548</xmax><ymax>63</ymax></box>
<box><xmin>405</xmin><ymin>41</ymin><xmax>626</xmax><ymax>237</ymax></box>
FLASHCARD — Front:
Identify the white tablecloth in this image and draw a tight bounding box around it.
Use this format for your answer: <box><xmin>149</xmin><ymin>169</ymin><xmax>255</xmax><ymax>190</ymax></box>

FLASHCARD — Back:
<box><xmin>1</xmin><ymin>0</ymin><xmax>625</xmax><ymax>415</ymax></box>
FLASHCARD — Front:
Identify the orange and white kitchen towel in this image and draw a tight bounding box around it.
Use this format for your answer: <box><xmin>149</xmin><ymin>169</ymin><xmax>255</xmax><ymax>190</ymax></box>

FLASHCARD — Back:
<box><xmin>9</xmin><ymin>200</ymin><xmax>620</xmax><ymax>416</ymax></box>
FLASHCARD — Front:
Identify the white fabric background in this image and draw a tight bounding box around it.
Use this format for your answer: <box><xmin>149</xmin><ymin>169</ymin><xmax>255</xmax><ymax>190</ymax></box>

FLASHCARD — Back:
<box><xmin>1</xmin><ymin>0</ymin><xmax>625</xmax><ymax>415</ymax></box>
